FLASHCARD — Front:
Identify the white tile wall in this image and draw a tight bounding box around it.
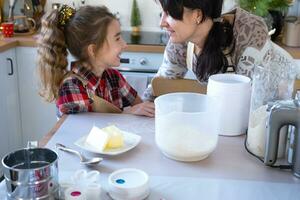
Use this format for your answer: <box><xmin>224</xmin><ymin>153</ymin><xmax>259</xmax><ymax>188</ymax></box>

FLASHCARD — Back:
<box><xmin>287</xmin><ymin>0</ymin><xmax>300</xmax><ymax>16</ymax></box>
<box><xmin>13</xmin><ymin>0</ymin><xmax>298</xmax><ymax>32</ymax></box>
<box><xmin>44</xmin><ymin>0</ymin><xmax>244</xmax><ymax>32</ymax></box>
<box><xmin>45</xmin><ymin>0</ymin><xmax>162</xmax><ymax>31</ymax></box>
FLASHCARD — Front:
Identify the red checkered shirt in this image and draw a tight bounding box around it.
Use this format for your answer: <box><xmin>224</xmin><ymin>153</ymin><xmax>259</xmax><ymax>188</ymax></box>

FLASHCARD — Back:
<box><xmin>56</xmin><ymin>63</ymin><xmax>137</xmax><ymax>117</ymax></box>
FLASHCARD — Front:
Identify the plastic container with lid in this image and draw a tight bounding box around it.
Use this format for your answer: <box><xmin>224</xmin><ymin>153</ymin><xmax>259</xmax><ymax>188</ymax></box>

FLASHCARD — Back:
<box><xmin>154</xmin><ymin>92</ymin><xmax>221</xmax><ymax>162</ymax></box>
<box><xmin>283</xmin><ymin>16</ymin><xmax>300</xmax><ymax>47</ymax></box>
<box><xmin>108</xmin><ymin>168</ymin><xmax>150</xmax><ymax>200</ymax></box>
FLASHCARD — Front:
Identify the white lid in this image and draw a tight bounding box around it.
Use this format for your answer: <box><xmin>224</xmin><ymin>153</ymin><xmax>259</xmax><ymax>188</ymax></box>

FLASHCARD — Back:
<box><xmin>108</xmin><ymin>168</ymin><xmax>150</xmax><ymax>200</ymax></box>
<box><xmin>64</xmin><ymin>187</ymin><xmax>86</xmax><ymax>200</ymax></box>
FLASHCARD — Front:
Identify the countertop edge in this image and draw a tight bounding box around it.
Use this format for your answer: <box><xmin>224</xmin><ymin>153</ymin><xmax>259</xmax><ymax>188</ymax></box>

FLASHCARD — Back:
<box><xmin>0</xmin><ymin>40</ymin><xmax>19</xmax><ymax>52</ymax></box>
<box><xmin>0</xmin><ymin>34</ymin><xmax>165</xmax><ymax>53</ymax></box>
<box><xmin>39</xmin><ymin>114</ymin><xmax>68</xmax><ymax>147</ymax></box>
<box><xmin>1</xmin><ymin>34</ymin><xmax>300</xmax><ymax>58</ymax></box>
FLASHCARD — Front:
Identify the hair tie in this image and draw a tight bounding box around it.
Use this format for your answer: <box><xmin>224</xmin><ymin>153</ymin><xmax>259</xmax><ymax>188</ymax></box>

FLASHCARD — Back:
<box><xmin>58</xmin><ymin>5</ymin><xmax>76</xmax><ymax>27</ymax></box>
<box><xmin>213</xmin><ymin>17</ymin><xmax>223</xmax><ymax>23</ymax></box>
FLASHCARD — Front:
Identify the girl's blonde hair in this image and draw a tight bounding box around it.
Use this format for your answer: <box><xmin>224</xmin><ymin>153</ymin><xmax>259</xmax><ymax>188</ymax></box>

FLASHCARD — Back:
<box><xmin>37</xmin><ymin>6</ymin><xmax>116</xmax><ymax>102</ymax></box>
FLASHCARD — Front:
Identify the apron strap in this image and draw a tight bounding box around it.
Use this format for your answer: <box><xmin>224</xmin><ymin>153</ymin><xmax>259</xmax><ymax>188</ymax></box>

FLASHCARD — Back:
<box><xmin>186</xmin><ymin>42</ymin><xmax>195</xmax><ymax>71</ymax></box>
<box><xmin>64</xmin><ymin>72</ymin><xmax>122</xmax><ymax>113</ymax></box>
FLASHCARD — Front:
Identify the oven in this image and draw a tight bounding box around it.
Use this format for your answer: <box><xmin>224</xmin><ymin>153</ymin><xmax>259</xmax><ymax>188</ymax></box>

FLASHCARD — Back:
<box><xmin>114</xmin><ymin>31</ymin><xmax>168</xmax><ymax>97</ymax></box>
<box><xmin>116</xmin><ymin>51</ymin><xmax>164</xmax><ymax>97</ymax></box>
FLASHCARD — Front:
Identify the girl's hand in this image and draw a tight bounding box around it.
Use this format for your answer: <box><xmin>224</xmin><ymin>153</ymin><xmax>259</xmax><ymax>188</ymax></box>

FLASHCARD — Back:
<box><xmin>123</xmin><ymin>101</ymin><xmax>155</xmax><ymax>117</ymax></box>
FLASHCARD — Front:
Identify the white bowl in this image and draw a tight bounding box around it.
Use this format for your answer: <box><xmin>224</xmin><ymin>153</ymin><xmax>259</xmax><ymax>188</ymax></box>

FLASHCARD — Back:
<box><xmin>108</xmin><ymin>168</ymin><xmax>150</xmax><ymax>200</ymax></box>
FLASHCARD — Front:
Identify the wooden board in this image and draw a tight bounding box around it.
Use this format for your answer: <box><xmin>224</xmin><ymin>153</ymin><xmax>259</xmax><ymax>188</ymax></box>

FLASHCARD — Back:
<box><xmin>294</xmin><ymin>79</ymin><xmax>300</xmax><ymax>96</ymax></box>
<box><xmin>151</xmin><ymin>77</ymin><xmax>207</xmax><ymax>97</ymax></box>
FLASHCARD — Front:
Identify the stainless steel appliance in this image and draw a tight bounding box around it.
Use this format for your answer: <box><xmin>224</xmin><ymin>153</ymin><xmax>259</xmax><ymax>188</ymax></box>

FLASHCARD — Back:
<box><xmin>283</xmin><ymin>16</ymin><xmax>300</xmax><ymax>47</ymax></box>
<box><xmin>264</xmin><ymin>96</ymin><xmax>300</xmax><ymax>178</ymax></box>
<box><xmin>1</xmin><ymin>147</ymin><xmax>59</xmax><ymax>199</ymax></box>
<box><xmin>118</xmin><ymin>52</ymin><xmax>162</xmax><ymax>97</ymax></box>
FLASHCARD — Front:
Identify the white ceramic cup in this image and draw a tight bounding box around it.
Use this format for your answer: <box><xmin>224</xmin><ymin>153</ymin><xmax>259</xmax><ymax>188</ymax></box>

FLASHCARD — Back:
<box><xmin>207</xmin><ymin>74</ymin><xmax>251</xmax><ymax>136</ymax></box>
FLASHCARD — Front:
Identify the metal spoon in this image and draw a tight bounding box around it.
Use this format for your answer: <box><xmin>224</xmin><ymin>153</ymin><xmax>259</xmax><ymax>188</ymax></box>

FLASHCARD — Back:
<box><xmin>56</xmin><ymin>143</ymin><xmax>103</xmax><ymax>165</ymax></box>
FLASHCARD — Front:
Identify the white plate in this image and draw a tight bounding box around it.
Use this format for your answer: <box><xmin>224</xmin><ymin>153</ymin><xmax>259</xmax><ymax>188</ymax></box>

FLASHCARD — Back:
<box><xmin>74</xmin><ymin>131</ymin><xmax>141</xmax><ymax>155</ymax></box>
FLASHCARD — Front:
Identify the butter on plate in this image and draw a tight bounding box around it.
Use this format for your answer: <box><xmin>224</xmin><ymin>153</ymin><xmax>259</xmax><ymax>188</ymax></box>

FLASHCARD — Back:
<box><xmin>85</xmin><ymin>125</ymin><xmax>124</xmax><ymax>151</ymax></box>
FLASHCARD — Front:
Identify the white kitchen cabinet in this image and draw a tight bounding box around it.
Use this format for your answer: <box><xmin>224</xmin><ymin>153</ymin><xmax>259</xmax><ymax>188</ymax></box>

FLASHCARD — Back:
<box><xmin>16</xmin><ymin>47</ymin><xmax>57</xmax><ymax>146</ymax></box>
<box><xmin>0</xmin><ymin>49</ymin><xmax>22</xmax><ymax>175</ymax></box>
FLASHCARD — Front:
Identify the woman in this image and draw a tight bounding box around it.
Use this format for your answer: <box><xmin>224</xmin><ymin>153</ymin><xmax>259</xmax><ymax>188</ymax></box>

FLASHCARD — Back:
<box><xmin>37</xmin><ymin>5</ymin><xmax>155</xmax><ymax>118</ymax></box>
<box><xmin>143</xmin><ymin>0</ymin><xmax>296</xmax><ymax>101</ymax></box>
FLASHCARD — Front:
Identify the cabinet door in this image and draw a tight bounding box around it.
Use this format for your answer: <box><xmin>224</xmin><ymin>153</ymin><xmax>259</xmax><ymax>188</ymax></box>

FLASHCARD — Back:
<box><xmin>0</xmin><ymin>49</ymin><xmax>22</xmax><ymax>175</ymax></box>
<box><xmin>0</xmin><ymin>51</ymin><xmax>10</xmax><ymax>176</ymax></box>
<box><xmin>16</xmin><ymin>47</ymin><xmax>56</xmax><ymax>145</ymax></box>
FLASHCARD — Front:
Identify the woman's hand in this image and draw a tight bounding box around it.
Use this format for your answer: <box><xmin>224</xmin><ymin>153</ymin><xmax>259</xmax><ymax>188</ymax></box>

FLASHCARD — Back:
<box><xmin>123</xmin><ymin>101</ymin><xmax>155</xmax><ymax>117</ymax></box>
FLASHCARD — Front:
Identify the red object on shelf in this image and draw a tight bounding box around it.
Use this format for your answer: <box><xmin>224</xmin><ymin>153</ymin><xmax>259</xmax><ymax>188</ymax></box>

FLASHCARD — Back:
<box><xmin>1</xmin><ymin>22</ymin><xmax>14</xmax><ymax>37</ymax></box>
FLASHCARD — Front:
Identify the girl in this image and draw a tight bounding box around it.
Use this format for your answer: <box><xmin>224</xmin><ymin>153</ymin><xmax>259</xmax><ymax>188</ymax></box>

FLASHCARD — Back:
<box><xmin>37</xmin><ymin>5</ymin><xmax>155</xmax><ymax>118</ymax></box>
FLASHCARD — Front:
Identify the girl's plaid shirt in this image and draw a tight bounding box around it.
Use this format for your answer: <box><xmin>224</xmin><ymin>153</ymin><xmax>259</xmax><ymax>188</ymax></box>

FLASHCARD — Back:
<box><xmin>56</xmin><ymin>63</ymin><xmax>137</xmax><ymax>117</ymax></box>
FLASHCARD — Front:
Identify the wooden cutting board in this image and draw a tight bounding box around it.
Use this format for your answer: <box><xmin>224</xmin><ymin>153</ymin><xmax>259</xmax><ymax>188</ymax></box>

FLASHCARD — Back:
<box><xmin>294</xmin><ymin>79</ymin><xmax>300</xmax><ymax>96</ymax></box>
<box><xmin>151</xmin><ymin>77</ymin><xmax>207</xmax><ymax>97</ymax></box>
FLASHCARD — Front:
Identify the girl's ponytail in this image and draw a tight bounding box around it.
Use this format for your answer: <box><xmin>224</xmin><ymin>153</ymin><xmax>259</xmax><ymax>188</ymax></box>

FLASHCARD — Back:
<box><xmin>37</xmin><ymin>9</ymin><xmax>69</xmax><ymax>102</ymax></box>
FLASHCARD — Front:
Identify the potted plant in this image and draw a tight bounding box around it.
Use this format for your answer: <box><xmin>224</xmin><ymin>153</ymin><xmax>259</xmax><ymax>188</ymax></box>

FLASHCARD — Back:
<box><xmin>239</xmin><ymin>0</ymin><xmax>293</xmax><ymax>40</ymax></box>
<box><xmin>130</xmin><ymin>0</ymin><xmax>141</xmax><ymax>34</ymax></box>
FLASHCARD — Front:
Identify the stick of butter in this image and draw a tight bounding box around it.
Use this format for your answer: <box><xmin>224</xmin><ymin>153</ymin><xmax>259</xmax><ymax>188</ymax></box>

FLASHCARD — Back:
<box><xmin>102</xmin><ymin>125</ymin><xmax>124</xmax><ymax>149</ymax></box>
<box><xmin>85</xmin><ymin>125</ymin><xmax>124</xmax><ymax>151</ymax></box>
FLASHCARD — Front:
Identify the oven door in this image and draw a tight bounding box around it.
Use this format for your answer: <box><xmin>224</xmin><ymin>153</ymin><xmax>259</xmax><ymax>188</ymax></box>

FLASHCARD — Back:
<box><xmin>116</xmin><ymin>51</ymin><xmax>163</xmax><ymax>97</ymax></box>
<box><xmin>120</xmin><ymin>71</ymin><xmax>156</xmax><ymax>97</ymax></box>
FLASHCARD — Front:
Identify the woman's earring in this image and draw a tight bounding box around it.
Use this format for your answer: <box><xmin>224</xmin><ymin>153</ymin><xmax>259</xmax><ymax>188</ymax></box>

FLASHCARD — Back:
<box><xmin>196</xmin><ymin>19</ymin><xmax>201</xmax><ymax>25</ymax></box>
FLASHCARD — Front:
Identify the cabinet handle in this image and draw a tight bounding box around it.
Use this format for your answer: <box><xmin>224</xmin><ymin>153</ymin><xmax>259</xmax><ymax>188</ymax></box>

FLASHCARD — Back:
<box><xmin>6</xmin><ymin>58</ymin><xmax>13</xmax><ymax>76</ymax></box>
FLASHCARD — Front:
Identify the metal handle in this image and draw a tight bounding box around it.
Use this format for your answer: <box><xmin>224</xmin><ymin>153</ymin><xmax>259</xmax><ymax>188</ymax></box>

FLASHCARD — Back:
<box><xmin>7</xmin><ymin>58</ymin><xmax>13</xmax><ymax>76</ymax></box>
<box><xmin>56</xmin><ymin>143</ymin><xmax>83</xmax><ymax>160</ymax></box>
<box><xmin>27</xmin><ymin>17</ymin><xmax>36</xmax><ymax>30</ymax></box>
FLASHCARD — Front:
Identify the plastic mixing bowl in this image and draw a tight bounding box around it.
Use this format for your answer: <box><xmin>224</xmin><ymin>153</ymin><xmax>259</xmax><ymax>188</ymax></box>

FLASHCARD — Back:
<box><xmin>154</xmin><ymin>92</ymin><xmax>221</xmax><ymax>162</ymax></box>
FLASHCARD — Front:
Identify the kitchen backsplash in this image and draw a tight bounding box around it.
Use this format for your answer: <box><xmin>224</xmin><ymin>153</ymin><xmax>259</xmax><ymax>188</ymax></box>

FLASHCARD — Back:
<box><xmin>44</xmin><ymin>0</ymin><xmax>240</xmax><ymax>31</ymax></box>
<box><xmin>4</xmin><ymin>0</ymin><xmax>300</xmax><ymax>32</ymax></box>
<box><xmin>288</xmin><ymin>0</ymin><xmax>300</xmax><ymax>17</ymax></box>
<box><xmin>45</xmin><ymin>0</ymin><xmax>162</xmax><ymax>31</ymax></box>
<box><xmin>43</xmin><ymin>0</ymin><xmax>300</xmax><ymax>31</ymax></box>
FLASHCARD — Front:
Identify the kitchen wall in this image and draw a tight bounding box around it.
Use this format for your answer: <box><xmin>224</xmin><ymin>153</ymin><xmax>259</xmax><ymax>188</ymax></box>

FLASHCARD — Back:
<box><xmin>287</xmin><ymin>0</ymin><xmax>300</xmax><ymax>16</ymax></box>
<box><xmin>3</xmin><ymin>0</ymin><xmax>24</xmax><ymax>17</ymax></box>
<box><xmin>44</xmin><ymin>0</ymin><xmax>162</xmax><ymax>31</ymax></box>
<box><xmin>44</xmin><ymin>0</ymin><xmax>240</xmax><ymax>32</ymax></box>
<box><xmin>8</xmin><ymin>0</ymin><xmax>300</xmax><ymax>32</ymax></box>
<box><xmin>44</xmin><ymin>0</ymin><xmax>300</xmax><ymax>30</ymax></box>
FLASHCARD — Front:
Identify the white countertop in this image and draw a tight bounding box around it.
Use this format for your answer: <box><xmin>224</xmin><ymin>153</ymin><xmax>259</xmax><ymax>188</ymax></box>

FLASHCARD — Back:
<box><xmin>1</xmin><ymin>113</ymin><xmax>300</xmax><ymax>199</ymax></box>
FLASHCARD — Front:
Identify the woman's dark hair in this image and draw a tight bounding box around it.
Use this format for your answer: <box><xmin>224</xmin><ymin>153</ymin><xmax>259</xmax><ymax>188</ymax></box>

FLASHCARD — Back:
<box><xmin>159</xmin><ymin>0</ymin><xmax>234</xmax><ymax>81</ymax></box>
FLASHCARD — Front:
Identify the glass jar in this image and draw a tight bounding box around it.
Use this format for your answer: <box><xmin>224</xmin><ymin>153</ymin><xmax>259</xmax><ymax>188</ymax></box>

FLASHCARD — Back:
<box><xmin>246</xmin><ymin>57</ymin><xmax>297</xmax><ymax>158</ymax></box>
